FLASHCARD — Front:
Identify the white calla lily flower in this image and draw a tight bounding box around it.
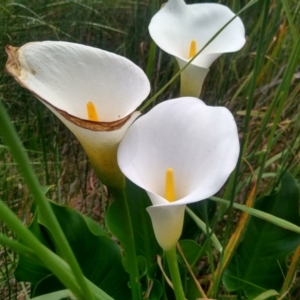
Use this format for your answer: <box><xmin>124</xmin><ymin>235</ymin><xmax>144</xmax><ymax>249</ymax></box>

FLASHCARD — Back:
<box><xmin>118</xmin><ymin>97</ymin><xmax>239</xmax><ymax>250</ymax></box>
<box><xmin>149</xmin><ymin>0</ymin><xmax>246</xmax><ymax>97</ymax></box>
<box><xmin>6</xmin><ymin>41</ymin><xmax>150</xmax><ymax>189</ymax></box>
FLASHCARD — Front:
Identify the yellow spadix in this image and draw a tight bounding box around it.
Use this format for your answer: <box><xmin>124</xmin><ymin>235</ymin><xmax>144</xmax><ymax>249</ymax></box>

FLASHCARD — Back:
<box><xmin>87</xmin><ymin>101</ymin><xmax>99</xmax><ymax>121</ymax></box>
<box><xmin>165</xmin><ymin>168</ymin><xmax>176</xmax><ymax>202</ymax></box>
<box><xmin>188</xmin><ymin>40</ymin><xmax>197</xmax><ymax>59</ymax></box>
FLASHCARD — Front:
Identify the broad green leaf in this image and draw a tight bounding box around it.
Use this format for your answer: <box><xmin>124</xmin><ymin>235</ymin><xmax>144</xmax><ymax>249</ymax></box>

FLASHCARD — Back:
<box><xmin>178</xmin><ymin>240</ymin><xmax>205</xmax><ymax>300</ymax></box>
<box><xmin>33</xmin><ymin>274</ymin><xmax>65</xmax><ymax>297</ymax></box>
<box><xmin>223</xmin><ymin>172</ymin><xmax>300</xmax><ymax>298</ymax></box>
<box><xmin>147</xmin><ymin>264</ymin><xmax>163</xmax><ymax>300</ymax></box>
<box><xmin>41</xmin><ymin>185</ymin><xmax>56</xmax><ymax>195</ymax></box>
<box><xmin>148</xmin><ymin>279</ymin><xmax>163</xmax><ymax>300</ymax></box>
<box><xmin>125</xmin><ymin>179</ymin><xmax>160</xmax><ymax>264</ymax></box>
<box><xmin>106</xmin><ymin>179</ymin><xmax>160</xmax><ymax>266</ymax></box>
<box><xmin>16</xmin><ymin>201</ymin><xmax>131</xmax><ymax>299</ymax></box>
<box><xmin>82</xmin><ymin>214</ymin><xmax>109</xmax><ymax>238</ymax></box>
<box><xmin>179</xmin><ymin>240</ymin><xmax>203</xmax><ymax>268</ymax></box>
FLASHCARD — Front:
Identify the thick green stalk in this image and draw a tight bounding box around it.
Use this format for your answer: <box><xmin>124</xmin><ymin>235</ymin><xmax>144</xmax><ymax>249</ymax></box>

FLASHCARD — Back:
<box><xmin>0</xmin><ymin>102</ymin><xmax>94</xmax><ymax>300</ymax></box>
<box><xmin>0</xmin><ymin>233</ymin><xmax>38</xmax><ymax>263</ymax></box>
<box><xmin>0</xmin><ymin>200</ymin><xmax>83</xmax><ymax>299</ymax></box>
<box><xmin>165</xmin><ymin>247</ymin><xmax>185</xmax><ymax>300</ymax></box>
<box><xmin>0</xmin><ymin>200</ymin><xmax>114</xmax><ymax>300</ymax></box>
<box><xmin>109</xmin><ymin>189</ymin><xmax>142</xmax><ymax>300</ymax></box>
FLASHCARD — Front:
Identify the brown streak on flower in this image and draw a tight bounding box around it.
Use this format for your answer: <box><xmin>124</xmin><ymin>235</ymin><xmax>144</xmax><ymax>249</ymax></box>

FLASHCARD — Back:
<box><xmin>56</xmin><ymin>106</ymin><xmax>133</xmax><ymax>131</ymax></box>
<box><xmin>5</xmin><ymin>45</ymin><xmax>21</xmax><ymax>77</ymax></box>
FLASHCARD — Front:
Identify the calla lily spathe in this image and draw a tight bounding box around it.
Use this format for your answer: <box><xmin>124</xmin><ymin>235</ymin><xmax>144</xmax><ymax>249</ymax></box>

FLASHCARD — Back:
<box><xmin>149</xmin><ymin>0</ymin><xmax>245</xmax><ymax>98</ymax></box>
<box><xmin>6</xmin><ymin>41</ymin><xmax>150</xmax><ymax>189</ymax></box>
<box><xmin>118</xmin><ymin>97</ymin><xmax>240</xmax><ymax>250</ymax></box>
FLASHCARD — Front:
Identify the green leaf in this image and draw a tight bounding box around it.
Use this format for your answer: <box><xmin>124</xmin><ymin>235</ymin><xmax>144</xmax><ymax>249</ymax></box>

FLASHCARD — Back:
<box><xmin>184</xmin><ymin>206</ymin><xmax>222</xmax><ymax>253</ymax></box>
<box><xmin>30</xmin><ymin>289</ymin><xmax>74</xmax><ymax>300</ymax></box>
<box><xmin>223</xmin><ymin>172</ymin><xmax>300</xmax><ymax>298</ymax></box>
<box><xmin>106</xmin><ymin>179</ymin><xmax>160</xmax><ymax>267</ymax></box>
<box><xmin>15</xmin><ymin>210</ymin><xmax>53</xmax><ymax>284</ymax></box>
<box><xmin>182</xmin><ymin>200</ymin><xmax>216</xmax><ymax>240</ymax></box>
<box><xmin>16</xmin><ymin>201</ymin><xmax>131</xmax><ymax>300</ymax></box>
<box><xmin>125</xmin><ymin>179</ymin><xmax>161</xmax><ymax>265</ymax></box>
<box><xmin>148</xmin><ymin>279</ymin><xmax>163</xmax><ymax>300</ymax></box>
<box><xmin>147</xmin><ymin>264</ymin><xmax>163</xmax><ymax>300</ymax></box>
<box><xmin>178</xmin><ymin>240</ymin><xmax>205</xmax><ymax>300</ymax></box>
<box><xmin>210</xmin><ymin>197</ymin><xmax>300</xmax><ymax>234</ymax></box>
<box><xmin>33</xmin><ymin>275</ymin><xmax>66</xmax><ymax>298</ymax></box>
<box><xmin>179</xmin><ymin>240</ymin><xmax>203</xmax><ymax>268</ymax></box>
<box><xmin>82</xmin><ymin>214</ymin><xmax>109</xmax><ymax>238</ymax></box>
<box><xmin>252</xmin><ymin>290</ymin><xmax>279</xmax><ymax>300</ymax></box>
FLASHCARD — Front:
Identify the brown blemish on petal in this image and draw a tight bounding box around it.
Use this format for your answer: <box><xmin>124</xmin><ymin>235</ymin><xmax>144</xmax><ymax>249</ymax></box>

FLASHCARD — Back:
<box><xmin>5</xmin><ymin>45</ymin><xmax>21</xmax><ymax>77</ymax></box>
<box><xmin>55</xmin><ymin>105</ymin><xmax>132</xmax><ymax>131</ymax></box>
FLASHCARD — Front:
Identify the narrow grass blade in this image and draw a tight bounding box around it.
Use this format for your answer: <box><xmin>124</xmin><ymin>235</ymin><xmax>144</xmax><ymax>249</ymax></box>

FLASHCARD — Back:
<box><xmin>185</xmin><ymin>207</ymin><xmax>222</xmax><ymax>253</ymax></box>
<box><xmin>210</xmin><ymin>196</ymin><xmax>300</xmax><ymax>235</ymax></box>
<box><xmin>207</xmin><ymin>182</ymin><xmax>256</xmax><ymax>297</ymax></box>
<box><xmin>279</xmin><ymin>244</ymin><xmax>300</xmax><ymax>297</ymax></box>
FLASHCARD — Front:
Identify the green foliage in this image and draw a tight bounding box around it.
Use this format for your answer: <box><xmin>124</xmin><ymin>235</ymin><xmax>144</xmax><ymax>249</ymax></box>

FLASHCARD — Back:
<box><xmin>223</xmin><ymin>172</ymin><xmax>300</xmax><ymax>298</ymax></box>
<box><xmin>16</xmin><ymin>201</ymin><xmax>131</xmax><ymax>299</ymax></box>
<box><xmin>30</xmin><ymin>289</ymin><xmax>74</xmax><ymax>300</ymax></box>
<box><xmin>124</xmin><ymin>179</ymin><xmax>160</xmax><ymax>265</ymax></box>
<box><xmin>1</xmin><ymin>0</ymin><xmax>300</xmax><ymax>299</ymax></box>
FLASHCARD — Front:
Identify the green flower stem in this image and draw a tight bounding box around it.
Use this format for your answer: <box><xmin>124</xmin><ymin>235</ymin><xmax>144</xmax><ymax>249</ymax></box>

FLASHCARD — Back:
<box><xmin>165</xmin><ymin>246</ymin><xmax>186</xmax><ymax>300</ymax></box>
<box><xmin>0</xmin><ymin>102</ymin><xmax>94</xmax><ymax>300</ymax></box>
<box><xmin>0</xmin><ymin>199</ymin><xmax>82</xmax><ymax>298</ymax></box>
<box><xmin>0</xmin><ymin>233</ymin><xmax>38</xmax><ymax>262</ymax></box>
<box><xmin>110</xmin><ymin>189</ymin><xmax>142</xmax><ymax>300</ymax></box>
<box><xmin>0</xmin><ymin>200</ymin><xmax>113</xmax><ymax>300</ymax></box>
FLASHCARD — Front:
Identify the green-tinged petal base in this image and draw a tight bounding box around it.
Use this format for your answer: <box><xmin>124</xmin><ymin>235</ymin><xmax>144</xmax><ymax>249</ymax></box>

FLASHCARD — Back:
<box><xmin>176</xmin><ymin>58</ymin><xmax>209</xmax><ymax>97</ymax></box>
<box><xmin>147</xmin><ymin>205</ymin><xmax>185</xmax><ymax>251</ymax></box>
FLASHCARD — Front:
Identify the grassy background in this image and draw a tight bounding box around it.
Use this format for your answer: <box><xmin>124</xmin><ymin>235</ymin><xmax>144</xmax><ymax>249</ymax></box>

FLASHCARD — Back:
<box><xmin>0</xmin><ymin>0</ymin><xmax>299</xmax><ymax>299</ymax></box>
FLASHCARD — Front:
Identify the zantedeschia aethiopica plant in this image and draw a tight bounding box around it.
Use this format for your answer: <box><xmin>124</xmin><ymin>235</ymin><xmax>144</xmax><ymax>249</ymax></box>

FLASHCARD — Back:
<box><xmin>149</xmin><ymin>0</ymin><xmax>245</xmax><ymax>98</ymax></box>
<box><xmin>1</xmin><ymin>2</ymin><xmax>300</xmax><ymax>300</ymax></box>
<box><xmin>118</xmin><ymin>97</ymin><xmax>240</xmax><ymax>250</ymax></box>
<box><xmin>5</xmin><ymin>41</ymin><xmax>150</xmax><ymax>189</ymax></box>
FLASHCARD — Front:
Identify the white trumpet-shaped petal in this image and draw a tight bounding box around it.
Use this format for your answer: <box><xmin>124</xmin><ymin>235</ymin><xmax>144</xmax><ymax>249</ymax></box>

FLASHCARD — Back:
<box><xmin>6</xmin><ymin>41</ymin><xmax>150</xmax><ymax>121</ymax></box>
<box><xmin>6</xmin><ymin>42</ymin><xmax>150</xmax><ymax>189</ymax></box>
<box><xmin>118</xmin><ymin>97</ymin><xmax>239</xmax><ymax>250</ymax></box>
<box><xmin>149</xmin><ymin>0</ymin><xmax>245</xmax><ymax>97</ymax></box>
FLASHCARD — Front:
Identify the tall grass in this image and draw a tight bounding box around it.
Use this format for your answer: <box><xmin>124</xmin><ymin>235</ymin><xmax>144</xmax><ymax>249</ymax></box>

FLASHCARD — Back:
<box><xmin>0</xmin><ymin>0</ymin><xmax>299</xmax><ymax>299</ymax></box>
